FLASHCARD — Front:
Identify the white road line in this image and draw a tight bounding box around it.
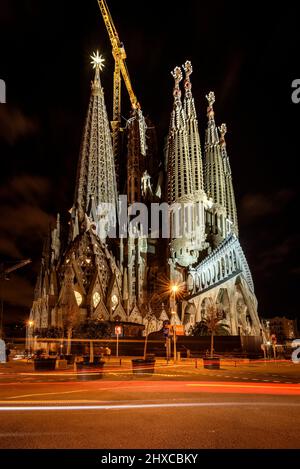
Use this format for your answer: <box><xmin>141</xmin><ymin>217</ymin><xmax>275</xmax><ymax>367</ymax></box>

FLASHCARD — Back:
<box><xmin>0</xmin><ymin>400</ymin><xmax>111</xmax><ymax>405</ymax></box>
<box><xmin>8</xmin><ymin>389</ymin><xmax>89</xmax><ymax>399</ymax></box>
<box><xmin>8</xmin><ymin>383</ymin><xmax>160</xmax><ymax>400</ymax></box>
<box><xmin>1</xmin><ymin>402</ymin><xmax>300</xmax><ymax>411</ymax></box>
<box><xmin>187</xmin><ymin>383</ymin><xmax>300</xmax><ymax>390</ymax></box>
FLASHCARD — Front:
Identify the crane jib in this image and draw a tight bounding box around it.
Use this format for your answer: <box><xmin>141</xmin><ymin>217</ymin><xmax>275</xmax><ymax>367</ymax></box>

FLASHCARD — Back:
<box><xmin>97</xmin><ymin>0</ymin><xmax>141</xmax><ymax>114</ymax></box>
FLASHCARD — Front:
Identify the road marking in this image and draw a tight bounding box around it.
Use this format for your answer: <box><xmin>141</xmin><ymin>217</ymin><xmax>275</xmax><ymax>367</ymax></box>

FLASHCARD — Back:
<box><xmin>0</xmin><ymin>400</ymin><xmax>111</xmax><ymax>405</ymax></box>
<box><xmin>8</xmin><ymin>383</ymin><xmax>161</xmax><ymax>400</ymax></box>
<box><xmin>0</xmin><ymin>401</ymin><xmax>300</xmax><ymax>412</ymax></box>
<box><xmin>187</xmin><ymin>383</ymin><xmax>300</xmax><ymax>390</ymax></box>
<box><xmin>8</xmin><ymin>389</ymin><xmax>89</xmax><ymax>399</ymax></box>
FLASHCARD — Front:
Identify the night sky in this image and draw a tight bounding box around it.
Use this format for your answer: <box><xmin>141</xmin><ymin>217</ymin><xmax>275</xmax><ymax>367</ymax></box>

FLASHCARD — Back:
<box><xmin>0</xmin><ymin>0</ymin><xmax>299</xmax><ymax>325</ymax></box>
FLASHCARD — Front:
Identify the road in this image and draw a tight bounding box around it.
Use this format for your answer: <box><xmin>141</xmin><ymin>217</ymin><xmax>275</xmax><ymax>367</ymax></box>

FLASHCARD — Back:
<box><xmin>0</xmin><ymin>360</ymin><xmax>299</xmax><ymax>449</ymax></box>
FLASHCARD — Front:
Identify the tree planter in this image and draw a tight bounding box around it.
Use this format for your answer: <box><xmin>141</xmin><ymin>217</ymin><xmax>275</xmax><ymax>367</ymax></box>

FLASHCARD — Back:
<box><xmin>76</xmin><ymin>361</ymin><xmax>105</xmax><ymax>381</ymax></box>
<box><xmin>132</xmin><ymin>358</ymin><xmax>156</xmax><ymax>375</ymax></box>
<box><xmin>65</xmin><ymin>354</ymin><xmax>75</xmax><ymax>364</ymax></box>
<box><xmin>203</xmin><ymin>357</ymin><xmax>220</xmax><ymax>370</ymax></box>
<box><xmin>56</xmin><ymin>359</ymin><xmax>67</xmax><ymax>370</ymax></box>
<box><xmin>34</xmin><ymin>358</ymin><xmax>57</xmax><ymax>371</ymax></box>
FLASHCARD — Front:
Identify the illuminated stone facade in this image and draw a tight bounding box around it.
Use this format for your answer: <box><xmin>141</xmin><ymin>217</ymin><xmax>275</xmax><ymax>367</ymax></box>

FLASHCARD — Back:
<box><xmin>29</xmin><ymin>59</ymin><xmax>261</xmax><ymax>339</ymax></box>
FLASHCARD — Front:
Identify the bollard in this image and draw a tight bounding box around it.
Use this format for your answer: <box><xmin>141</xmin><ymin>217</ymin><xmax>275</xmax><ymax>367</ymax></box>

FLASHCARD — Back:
<box><xmin>195</xmin><ymin>358</ymin><xmax>197</xmax><ymax>369</ymax></box>
<box><xmin>119</xmin><ymin>358</ymin><xmax>122</xmax><ymax>366</ymax></box>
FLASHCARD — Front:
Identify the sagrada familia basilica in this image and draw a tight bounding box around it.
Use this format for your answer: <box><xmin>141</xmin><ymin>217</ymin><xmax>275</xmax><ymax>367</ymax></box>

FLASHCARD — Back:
<box><xmin>29</xmin><ymin>53</ymin><xmax>262</xmax><ymax>340</ymax></box>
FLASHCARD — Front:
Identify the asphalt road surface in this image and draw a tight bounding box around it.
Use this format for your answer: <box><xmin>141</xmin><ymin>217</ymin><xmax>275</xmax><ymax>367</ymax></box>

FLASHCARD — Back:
<box><xmin>0</xmin><ymin>360</ymin><xmax>299</xmax><ymax>449</ymax></box>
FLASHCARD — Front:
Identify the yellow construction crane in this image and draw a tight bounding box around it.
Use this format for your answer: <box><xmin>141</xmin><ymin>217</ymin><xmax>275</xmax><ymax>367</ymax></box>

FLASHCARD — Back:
<box><xmin>97</xmin><ymin>0</ymin><xmax>141</xmax><ymax>159</ymax></box>
<box><xmin>1</xmin><ymin>259</ymin><xmax>31</xmax><ymax>278</ymax></box>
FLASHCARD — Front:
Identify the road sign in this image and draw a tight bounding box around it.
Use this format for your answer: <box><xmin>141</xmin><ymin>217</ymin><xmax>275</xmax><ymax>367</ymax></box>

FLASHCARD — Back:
<box><xmin>174</xmin><ymin>325</ymin><xmax>185</xmax><ymax>336</ymax></box>
<box><xmin>165</xmin><ymin>324</ymin><xmax>185</xmax><ymax>336</ymax></box>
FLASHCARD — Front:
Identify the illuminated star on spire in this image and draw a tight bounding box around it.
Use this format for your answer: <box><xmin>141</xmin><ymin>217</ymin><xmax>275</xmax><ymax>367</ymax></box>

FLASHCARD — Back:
<box><xmin>90</xmin><ymin>51</ymin><xmax>105</xmax><ymax>70</ymax></box>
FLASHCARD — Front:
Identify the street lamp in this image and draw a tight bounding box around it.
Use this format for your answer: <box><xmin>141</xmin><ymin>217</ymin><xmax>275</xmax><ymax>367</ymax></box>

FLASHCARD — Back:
<box><xmin>170</xmin><ymin>284</ymin><xmax>179</xmax><ymax>362</ymax></box>
<box><xmin>26</xmin><ymin>320</ymin><xmax>34</xmax><ymax>356</ymax></box>
<box><xmin>171</xmin><ymin>311</ymin><xmax>177</xmax><ymax>362</ymax></box>
<box><xmin>170</xmin><ymin>284</ymin><xmax>178</xmax><ymax>314</ymax></box>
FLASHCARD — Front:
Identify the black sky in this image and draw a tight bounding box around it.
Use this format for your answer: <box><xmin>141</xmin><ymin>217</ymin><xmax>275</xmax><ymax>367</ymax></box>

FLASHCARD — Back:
<box><xmin>0</xmin><ymin>0</ymin><xmax>299</xmax><ymax>324</ymax></box>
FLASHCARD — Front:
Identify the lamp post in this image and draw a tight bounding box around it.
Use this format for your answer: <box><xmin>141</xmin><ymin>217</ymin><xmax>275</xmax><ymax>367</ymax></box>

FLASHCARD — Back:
<box><xmin>27</xmin><ymin>320</ymin><xmax>34</xmax><ymax>356</ymax></box>
<box><xmin>115</xmin><ymin>325</ymin><xmax>122</xmax><ymax>358</ymax></box>
<box><xmin>171</xmin><ymin>311</ymin><xmax>177</xmax><ymax>362</ymax></box>
<box><xmin>170</xmin><ymin>284</ymin><xmax>179</xmax><ymax>363</ymax></box>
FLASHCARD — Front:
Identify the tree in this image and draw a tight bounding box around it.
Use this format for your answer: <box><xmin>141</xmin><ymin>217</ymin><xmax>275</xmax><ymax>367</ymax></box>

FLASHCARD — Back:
<box><xmin>73</xmin><ymin>320</ymin><xmax>112</xmax><ymax>363</ymax></box>
<box><xmin>44</xmin><ymin>327</ymin><xmax>63</xmax><ymax>339</ymax></box>
<box><xmin>142</xmin><ymin>294</ymin><xmax>159</xmax><ymax>360</ymax></box>
<box><xmin>58</xmin><ymin>265</ymin><xmax>81</xmax><ymax>355</ymax></box>
<box><xmin>73</xmin><ymin>320</ymin><xmax>112</xmax><ymax>339</ymax></box>
<box><xmin>64</xmin><ymin>302</ymin><xmax>81</xmax><ymax>355</ymax></box>
<box><xmin>191</xmin><ymin>303</ymin><xmax>230</xmax><ymax>357</ymax></box>
<box><xmin>143</xmin><ymin>312</ymin><xmax>156</xmax><ymax>359</ymax></box>
<box><xmin>191</xmin><ymin>320</ymin><xmax>209</xmax><ymax>336</ymax></box>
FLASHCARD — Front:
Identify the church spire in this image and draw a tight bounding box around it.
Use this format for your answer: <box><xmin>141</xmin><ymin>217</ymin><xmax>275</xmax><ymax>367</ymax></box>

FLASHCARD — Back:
<box><xmin>126</xmin><ymin>109</ymin><xmax>145</xmax><ymax>205</ymax></box>
<box><xmin>182</xmin><ymin>60</ymin><xmax>204</xmax><ymax>194</ymax></box>
<box><xmin>73</xmin><ymin>51</ymin><xmax>117</xmax><ymax>234</ymax></box>
<box><xmin>167</xmin><ymin>66</ymin><xmax>199</xmax><ymax>269</ymax></box>
<box><xmin>219</xmin><ymin>123</ymin><xmax>239</xmax><ymax>236</ymax></box>
<box><xmin>167</xmin><ymin>66</ymin><xmax>193</xmax><ymax>204</ymax></box>
<box><xmin>204</xmin><ymin>91</ymin><xmax>226</xmax><ymax>207</ymax></box>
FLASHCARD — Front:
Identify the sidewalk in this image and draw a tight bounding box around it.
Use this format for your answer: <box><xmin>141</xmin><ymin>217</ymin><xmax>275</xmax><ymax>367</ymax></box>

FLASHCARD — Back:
<box><xmin>0</xmin><ymin>356</ymin><xmax>298</xmax><ymax>375</ymax></box>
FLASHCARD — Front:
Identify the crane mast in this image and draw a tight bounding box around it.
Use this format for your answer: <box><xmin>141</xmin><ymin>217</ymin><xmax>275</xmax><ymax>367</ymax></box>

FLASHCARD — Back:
<box><xmin>97</xmin><ymin>0</ymin><xmax>141</xmax><ymax>168</ymax></box>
